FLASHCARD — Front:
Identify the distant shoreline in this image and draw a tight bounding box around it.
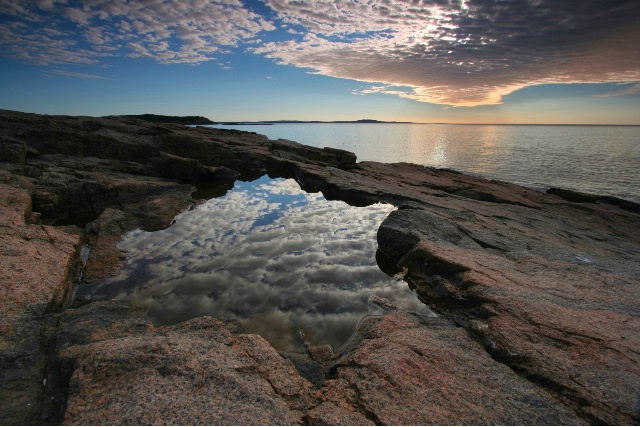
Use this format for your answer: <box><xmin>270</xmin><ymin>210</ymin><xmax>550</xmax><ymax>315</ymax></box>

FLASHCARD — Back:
<box><xmin>3</xmin><ymin>110</ymin><xmax>636</xmax><ymax>126</ymax></box>
<box><xmin>214</xmin><ymin>121</ymin><xmax>639</xmax><ymax>127</ymax></box>
<box><xmin>217</xmin><ymin>119</ymin><xmax>415</xmax><ymax>125</ymax></box>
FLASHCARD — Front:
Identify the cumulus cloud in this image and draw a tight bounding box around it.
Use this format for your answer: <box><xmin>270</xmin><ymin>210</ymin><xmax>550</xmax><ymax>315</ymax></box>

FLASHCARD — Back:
<box><xmin>80</xmin><ymin>177</ymin><xmax>432</xmax><ymax>352</ymax></box>
<box><xmin>255</xmin><ymin>0</ymin><xmax>640</xmax><ymax>106</ymax></box>
<box><xmin>0</xmin><ymin>0</ymin><xmax>273</xmax><ymax>66</ymax></box>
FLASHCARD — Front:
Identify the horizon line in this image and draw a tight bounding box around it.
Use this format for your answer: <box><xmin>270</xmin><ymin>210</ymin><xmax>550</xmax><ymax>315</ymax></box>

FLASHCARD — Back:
<box><xmin>213</xmin><ymin>120</ymin><xmax>640</xmax><ymax>127</ymax></box>
<box><xmin>2</xmin><ymin>109</ymin><xmax>638</xmax><ymax>126</ymax></box>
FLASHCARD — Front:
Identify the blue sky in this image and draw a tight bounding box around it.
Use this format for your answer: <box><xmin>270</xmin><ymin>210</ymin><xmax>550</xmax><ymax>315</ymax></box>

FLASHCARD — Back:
<box><xmin>1</xmin><ymin>0</ymin><xmax>639</xmax><ymax>124</ymax></box>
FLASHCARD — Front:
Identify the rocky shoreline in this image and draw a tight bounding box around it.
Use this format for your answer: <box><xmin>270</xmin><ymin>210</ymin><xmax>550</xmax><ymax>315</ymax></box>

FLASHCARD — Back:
<box><xmin>1</xmin><ymin>109</ymin><xmax>639</xmax><ymax>425</ymax></box>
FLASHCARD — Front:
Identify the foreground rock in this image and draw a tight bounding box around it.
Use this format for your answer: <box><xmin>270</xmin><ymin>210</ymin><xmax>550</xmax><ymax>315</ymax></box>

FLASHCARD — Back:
<box><xmin>377</xmin><ymin>206</ymin><xmax>640</xmax><ymax>425</ymax></box>
<box><xmin>54</xmin><ymin>302</ymin><xmax>323</xmax><ymax>425</ymax></box>
<box><xmin>327</xmin><ymin>311</ymin><xmax>584</xmax><ymax>425</ymax></box>
<box><xmin>1</xmin><ymin>109</ymin><xmax>639</xmax><ymax>425</ymax></box>
<box><xmin>53</xmin><ymin>301</ymin><xmax>584</xmax><ymax>425</ymax></box>
<box><xmin>0</xmin><ymin>179</ymin><xmax>80</xmax><ymax>424</ymax></box>
<box><xmin>292</xmin><ymin>161</ymin><xmax>640</xmax><ymax>424</ymax></box>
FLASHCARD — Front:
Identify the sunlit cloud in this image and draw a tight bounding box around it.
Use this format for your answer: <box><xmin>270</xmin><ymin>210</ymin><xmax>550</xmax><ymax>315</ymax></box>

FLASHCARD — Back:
<box><xmin>1</xmin><ymin>0</ymin><xmax>638</xmax><ymax>107</ymax></box>
<box><xmin>255</xmin><ymin>0</ymin><xmax>640</xmax><ymax>106</ymax></box>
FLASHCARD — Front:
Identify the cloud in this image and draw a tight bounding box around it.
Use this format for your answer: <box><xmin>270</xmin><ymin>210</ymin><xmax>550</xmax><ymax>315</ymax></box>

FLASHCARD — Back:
<box><xmin>43</xmin><ymin>69</ymin><xmax>113</xmax><ymax>79</ymax></box>
<box><xmin>4</xmin><ymin>0</ymin><xmax>636</xmax><ymax>106</ymax></box>
<box><xmin>80</xmin><ymin>176</ymin><xmax>434</xmax><ymax>352</ymax></box>
<box><xmin>595</xmin><ymin>83</ymin><xmax>640</xmax><ymax>98</ymax></box>
<box><xmin>255</xmin><ymin>0</ymin><xmax>640</xmax><ymax>106</ymax></box>
<box><xmin>0</xmin><ymin>0</ymin><xmax>274</xmax><ymax>65</ymax></box>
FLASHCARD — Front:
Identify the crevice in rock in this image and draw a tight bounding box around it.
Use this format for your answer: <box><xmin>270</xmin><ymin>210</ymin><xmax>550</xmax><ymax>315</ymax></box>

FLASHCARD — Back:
<box><xmin>280</xmin><ymin>352</ymin><xmax>325</xmax><ymax>388</ymax></box>
<box><xmin>360</xmin><ymin>408</ymin><xmax>384</xmax><ymax>426</ymax></box>
<box><xmin>469</xmin><ymin>235</ymin><xmax>504</xmax><ymax>252</ymax></box>
<box><xmin>398</xmin><ymin>258</ymin><xmax>599</xmax><ymax>425</ymax></box>
<box><xmin>452</xmin><ymin>311</ymin><xmax>604</xmax><ymax>425</ymax></box>
<box><xmin>350</xmin><ymin>385</ymin><xmax>384</xmax><ymax>426</ymax></box>
<box><xmin>38</xmin><ymin>234</ymin><xmax>86</xmax><ymax>425</ymax></box>
<box><xmin>39</xmin><ymin>314</ymin><xmax>77</xmax><ymax>425</ymax></box>
<box><xmin>514</xmin><ymin>370</ymin><xmax>607</xmax><ymax>425</ymax></box>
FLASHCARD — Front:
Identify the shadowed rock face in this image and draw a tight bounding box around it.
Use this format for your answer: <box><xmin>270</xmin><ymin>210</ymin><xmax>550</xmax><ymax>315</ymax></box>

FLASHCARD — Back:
<box><xmin>377</xmin><ymin>207</ymin><xmax>640</xmax><ymax>424</ymax></box>
<box><xmin>1</xmin><ymin>109</ymin><xmax>639</xmax><ymax>425</ymax></box>
<box><xmin>0</xmin><ymin>181</ymin><xmax>81</xmax><ymax>425</ymax></box>
<box><xmin>327</xmin><ymin>312</ymin><xmax>585</xmax><ymax>425</ymax></box>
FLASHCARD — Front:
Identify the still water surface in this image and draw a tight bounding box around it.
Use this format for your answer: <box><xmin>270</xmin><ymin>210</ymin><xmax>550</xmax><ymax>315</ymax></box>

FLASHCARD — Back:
<box><xmin>82</xmin><ymin>176</ymin><xmax>433</xmax><ymax>352</ymax></box>
<box><xmin>213</xmin><ymin>123</ymin><xmax>640</xmax><ymax>203</ymax></box>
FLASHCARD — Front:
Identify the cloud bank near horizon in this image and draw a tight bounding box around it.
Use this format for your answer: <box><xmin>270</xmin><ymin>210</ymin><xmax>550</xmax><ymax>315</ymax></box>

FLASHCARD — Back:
<box><xmin>255</xmin><ymin>0</ymin><xmax>640</xmax><ymax>106</ymax></box>
<box><xmin>1</xmin><ymin>0</ymin><xmax>639</xmax><ymax>106</ymax></box>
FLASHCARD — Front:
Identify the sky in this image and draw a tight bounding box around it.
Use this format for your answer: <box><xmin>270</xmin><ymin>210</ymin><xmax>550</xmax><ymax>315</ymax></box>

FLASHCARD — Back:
<box><xmin>1</xmin><ymin>0</ymin><xmax>639</xmax><ymax>124</ymax></box>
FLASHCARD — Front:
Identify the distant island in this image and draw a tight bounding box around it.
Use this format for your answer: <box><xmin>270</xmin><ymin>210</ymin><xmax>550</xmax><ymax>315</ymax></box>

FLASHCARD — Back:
<box><xmin>117</xmin><ymin>114</ymin><xmax>216</xmax><ymax>125</ymax></box>
<box><xmin>219</xmin><ymin>119</ymin><xmax>415</xmax><ymax>125</ymax></box>
<box><xmin>110</xmin><ymin>115</ymin><xmax>414</xmax><ymax>126</ymax></box>
<box><xmin>54</xmin><ymin>114</ymin><xmax>636</xmax><ymax>127</ymax></box>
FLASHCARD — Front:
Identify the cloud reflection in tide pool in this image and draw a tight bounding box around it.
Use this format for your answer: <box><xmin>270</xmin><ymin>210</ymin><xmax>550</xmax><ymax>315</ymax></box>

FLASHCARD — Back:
<box><xmin>80</xmin><ymin>176</ymin><xmax>434</xmax><ymax>352</ymax></box>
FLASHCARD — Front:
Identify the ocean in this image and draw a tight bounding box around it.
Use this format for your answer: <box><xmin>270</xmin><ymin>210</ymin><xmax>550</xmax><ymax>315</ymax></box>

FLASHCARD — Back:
<box><xmin>211</xmin><ymin>123</ymin><xmax>640</xmax><ymax>204</ymax></box>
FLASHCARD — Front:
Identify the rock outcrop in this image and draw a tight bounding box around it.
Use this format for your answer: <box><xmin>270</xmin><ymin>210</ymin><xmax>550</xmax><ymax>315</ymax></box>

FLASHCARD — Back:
<box><xmin>1</xmin><ymin>109</ymin><xmax>639</xmax><ymax>425</ymax></box>
<box><xmin>0</xmin><ymin>178</ymin><xmax>81</xmax><ymax>425</ymax></box>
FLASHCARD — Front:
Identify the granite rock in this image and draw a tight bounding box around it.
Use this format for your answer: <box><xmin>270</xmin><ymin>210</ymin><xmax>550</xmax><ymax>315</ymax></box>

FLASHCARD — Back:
<box><xmin>1</xmin><ymin>109</ymin><xmax>639</xmax><ymax>425</ymax></box>
<box><xmin>375</xmin><ymin>187</ymin><xmax>640</xmax><ymax>424</ymax></box>
<box><xmin>327</xmin><ymin>311</ymin><xmax>585</xmax><ymax>425</ymax></box>
<box><xmin>0</xmin><ymin>180</ymin><xmax>81</xmax><ymax>425</ymax></box>
<box><xmin>54</xmin><ymin>301</ymin><xmax>363</xmax><ymax>425</ymax></box>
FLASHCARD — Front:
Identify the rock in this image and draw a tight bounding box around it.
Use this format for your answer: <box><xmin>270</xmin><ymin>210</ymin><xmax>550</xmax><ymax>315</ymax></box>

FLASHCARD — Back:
<box><xmin>367</xmin><ymin>295</ymin><xmax>398</xmax><ymax>314</ymax></box>
<box><xmin>308</xmin><ymin>344</ymin><xmax>334</xmax><ymax>363</ymax></box>
<box><xmin>270</xmin><ymin>139</ymin><xmax>357</xmax><ymax>169</ymax></box>
<box><xmin>1</xmin><ymin>109</ymin><xmax>639</xmax><ymax>425</ymax></box>
<box><xmin>303</xmin><ymin>401</ymin><xmax>374</xmax><ymax>426</ymax></box>
<box><xmin>327</xmin><ymin>312</ymin><xmax>584</xmax><ymax>425</ymax></box>
<box><xmin>376</xmin><ymin>179</ymin><xmax>640</xmax><ymax>424</ymax></box>
<box><xmin>55</xmin><ymin>302</ymin><xmax>318</xmax><ymax>425</ymax></box>
<box><xmin>548</xmin><ymin>187</ymin><xmax>640</xmax><ymax>212</ymax></box>
<box><xmin>81</xmin><ymin>189</ymin><xmax>193</xmax><ymax>283</ymax></box>
<box><xmin>50</xmin><ymin>300</ymin><xmax>384</xmax><ymax>425</ymax></box>
<box><xmin>0</xmin><ymin>181</ymin><xmax>81</xmax><ymax>425</ymax></box>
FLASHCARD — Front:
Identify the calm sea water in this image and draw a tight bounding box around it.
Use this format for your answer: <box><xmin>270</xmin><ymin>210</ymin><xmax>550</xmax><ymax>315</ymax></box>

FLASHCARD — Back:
<box><xmin>213</xmin><ymin>124</ymin><xmax>640</xmax><ymax>204</ymax></box>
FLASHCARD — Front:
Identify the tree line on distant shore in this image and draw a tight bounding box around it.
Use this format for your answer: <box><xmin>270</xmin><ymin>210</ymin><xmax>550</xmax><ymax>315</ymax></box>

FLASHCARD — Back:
<box><xmin>120</xmin><ymin>114</ymin><xmax>216</xmax><ymax>125</ymax></box>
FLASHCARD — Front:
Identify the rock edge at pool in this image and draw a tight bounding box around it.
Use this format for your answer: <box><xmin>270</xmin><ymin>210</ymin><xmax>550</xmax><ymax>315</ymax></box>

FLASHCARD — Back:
<box><xmin>1</xmin><ymin>109</ymin><xmax>638</xmax><ymax>425</ymax></box>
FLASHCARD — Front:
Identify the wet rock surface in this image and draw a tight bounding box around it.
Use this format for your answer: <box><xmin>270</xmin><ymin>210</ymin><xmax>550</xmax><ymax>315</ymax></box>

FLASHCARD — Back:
<box><xmin>1</xmin><ymin>109</ymin><xmax>639</xmax><ymax>425</ymax></box>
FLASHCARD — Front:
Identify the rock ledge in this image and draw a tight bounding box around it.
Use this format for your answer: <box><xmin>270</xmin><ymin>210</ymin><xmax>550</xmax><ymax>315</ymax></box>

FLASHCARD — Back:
<box><xmin>1</xmin><ymin>110</ymin><xmax>638</xmax><ymax>425</ymax></box>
